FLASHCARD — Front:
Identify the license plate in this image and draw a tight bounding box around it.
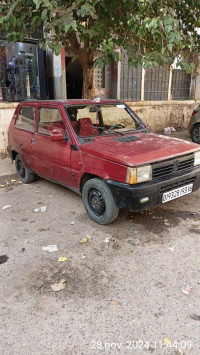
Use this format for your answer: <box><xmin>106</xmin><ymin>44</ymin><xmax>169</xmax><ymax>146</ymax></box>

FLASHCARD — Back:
<box><xmin>162</xmin><ymin>183</ymin><xmax>193</xmax><ymax>203</ymax></box>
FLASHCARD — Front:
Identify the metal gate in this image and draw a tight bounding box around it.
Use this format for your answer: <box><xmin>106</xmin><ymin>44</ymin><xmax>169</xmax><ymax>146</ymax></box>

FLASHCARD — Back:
<box><xmin>144</xmin><ymin>65</ymin><xmax>170</xmax><ymax>101</ymax></box>
<box><xmin>120</xmin><ymin>49</ymin><xmax>191</xmax><ymax>101</ymax></box>
<box><xmin>120</xmin><ymin>50</ymin><xmax>142</xmax><ymax>101</ymax></box>
<box><xmin>171</xmin><ymin>69</ymin><xmax>191</xmax><ymax>99</ymax></box>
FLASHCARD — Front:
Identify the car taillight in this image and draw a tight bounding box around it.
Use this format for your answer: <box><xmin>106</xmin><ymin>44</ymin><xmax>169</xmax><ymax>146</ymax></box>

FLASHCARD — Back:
<box><xmin>192</xmin><ymin>110</ymin><xmax>197</xmax><ymax>116</ymax></box>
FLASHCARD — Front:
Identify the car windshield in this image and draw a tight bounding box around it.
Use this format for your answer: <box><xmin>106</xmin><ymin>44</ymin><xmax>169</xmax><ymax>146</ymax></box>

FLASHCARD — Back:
<box><xmin>65</xmin><ymin>103</ymin><xmax>146</xmax><ymax>138</ymax></box>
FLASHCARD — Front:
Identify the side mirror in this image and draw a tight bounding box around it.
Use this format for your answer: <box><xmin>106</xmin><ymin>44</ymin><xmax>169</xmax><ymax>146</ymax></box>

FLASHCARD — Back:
<box><xmin>50</xmin><ymin>128</ymin><xmax>67</xmax><ymax>142</ymax></box>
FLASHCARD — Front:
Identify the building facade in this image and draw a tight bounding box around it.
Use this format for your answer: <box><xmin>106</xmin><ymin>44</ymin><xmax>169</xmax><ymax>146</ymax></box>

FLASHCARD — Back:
<box><xmin>0</xmin><ymin>41</ymin><xmax>199</xmax><ymax>102</ymax></box>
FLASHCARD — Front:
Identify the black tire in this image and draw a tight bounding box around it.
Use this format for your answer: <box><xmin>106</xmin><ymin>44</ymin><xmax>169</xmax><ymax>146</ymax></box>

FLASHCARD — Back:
<box><xmin>15</xmin><ymin>154</ymin><xmax>35</xmax><ymax>184</ymax></box>
<box><xmin>82</xmin><ymin>178</ymin><xmax>119</xmax><ymax>225</ymax></box>
<box><xmin>191</xmin><ymin>123</ymin><xmax>200</xmax><ymax>144</ymax></box>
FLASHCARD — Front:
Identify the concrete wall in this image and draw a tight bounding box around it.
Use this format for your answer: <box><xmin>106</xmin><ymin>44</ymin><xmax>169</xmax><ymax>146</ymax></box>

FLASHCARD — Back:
<box><xmin>0</xmin><ymin>100</ymin><xmax>199</xmax><ymax>156</ymax></box>
<box><xmin>0</xmin><ymin>102</ymin><xmax>18</xmax><ymax>157</ymax></box>
<box><xmin>126</xmin><ymin>100</ymin><xmax>200</xmax><ymax>133</ymax></box>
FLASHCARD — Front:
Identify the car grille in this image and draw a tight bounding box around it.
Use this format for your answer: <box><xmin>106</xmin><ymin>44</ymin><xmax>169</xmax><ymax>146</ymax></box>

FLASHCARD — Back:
<box><xmin>160</xmin><ymin>177</ymin><xmax>196</xmax><ymax>193</ymax></box>
<box><xmin>152</xmin><ymin>154</ymin><xmax>194</xmax><ymax>179</ymax></box>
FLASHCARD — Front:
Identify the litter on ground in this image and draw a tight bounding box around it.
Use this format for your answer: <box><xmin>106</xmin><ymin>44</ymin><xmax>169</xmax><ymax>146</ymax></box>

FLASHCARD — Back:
<box><xmin>182</xmin><ymin>284</ymin><xmax>193</xmax><ymax>295</ymax></box>
<box><xmin>42</xmin><ymin>245</ymin><xmax>58</xmax><ymax>253</ymax></box>
<box><xmin>58</xmin><ymin>257</ymin><xmax>68</xmax><ymax>262</ymax></box>
<box><xmin>34</xmin><ymin>206</ymin><xmax>47</xmax><ymax>213</ymax></box>
<box><xmin>164</xmin><ymin>127</ymin><xmax>176</xmax><ymax>135</ymax></box>
<box><xmin>111</xmin><ymin>300</ymin><xmax>118</xmax><ymax>305</ymax></box>
<box><xmin>51</xmin><ymin>279</ymin><xmax>66</xmax><ymax>292</ymax></box>
<box><xmin>104</xmin><ymin>238</ymin><xmax>110</xmax><ymax>243</ymax></box>
<box><xmin>2</xmin><ymin>205</ymin><xmax>11</xmax><ymax>210</ymax></box>
<box><xmin>80</xmin><ymin>237</ymin><xmax>88</xmax><ymax>244</ymax></box>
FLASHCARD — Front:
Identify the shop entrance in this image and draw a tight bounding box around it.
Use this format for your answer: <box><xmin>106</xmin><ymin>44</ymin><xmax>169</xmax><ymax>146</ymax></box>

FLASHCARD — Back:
<box><xmin>0</xmin><ymin>41</ymin><xmax>40</xmax><ymax>101</ymax></box>
<box><xmin>66</xmin><ymin>57</ymin><xmax>83</xmax><ymax>99</ymax></box>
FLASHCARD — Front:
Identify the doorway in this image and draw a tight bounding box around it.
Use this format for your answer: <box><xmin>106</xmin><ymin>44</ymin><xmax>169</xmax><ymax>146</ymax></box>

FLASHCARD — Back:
<box><xmin>66</xmin><ymin>57</ymin><xmax>83</xmax><ymax>99</ymax></box>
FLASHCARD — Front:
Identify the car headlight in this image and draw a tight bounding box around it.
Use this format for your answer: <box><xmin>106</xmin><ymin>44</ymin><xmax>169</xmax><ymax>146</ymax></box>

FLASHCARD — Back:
<box><xmin>126</xmin><ymin>165</ymin><xmax>152</xmax><ymax>184</ymax></box>
<box><xmin>194</xmin><ymin>151</ymin><xmax>200</xmax><ymax>166</ymax></box>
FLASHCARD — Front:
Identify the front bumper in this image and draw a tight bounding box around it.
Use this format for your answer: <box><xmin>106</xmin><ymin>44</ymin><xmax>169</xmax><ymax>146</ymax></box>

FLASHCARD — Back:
<box><xmin>105</xmin><ymin>167</ymin><xmax>200</xmax><ymax>212</ymax></box>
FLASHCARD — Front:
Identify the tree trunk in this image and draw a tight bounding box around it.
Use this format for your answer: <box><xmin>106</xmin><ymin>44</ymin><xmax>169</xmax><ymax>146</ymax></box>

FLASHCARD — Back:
<box><xmin>68</xmin><ymin>35</ymin><xmax>95</xmax><ymax>99</ymax></box>
<box><xmin>82</xmin><ymin>65</ymin><xmax>95</xmax><ymax>99</ymax></box>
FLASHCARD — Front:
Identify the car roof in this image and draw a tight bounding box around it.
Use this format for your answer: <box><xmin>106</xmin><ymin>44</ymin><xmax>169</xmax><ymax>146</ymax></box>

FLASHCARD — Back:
<box><xmin>18</xmin><ymin>99</ymin><xmax>122</xmax><ymax>106</ymax></box>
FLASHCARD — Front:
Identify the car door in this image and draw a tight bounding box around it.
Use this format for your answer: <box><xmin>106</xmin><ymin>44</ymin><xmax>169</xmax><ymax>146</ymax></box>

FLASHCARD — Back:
<box><xmin>32</xmin><ymin>105</ymin><xmax>73</xmax><ymax>186</ymax></box>
<box><xmin>14</xmin><ymin>105</ymin><xmax>35</xmax><ymax>169</ymax></box>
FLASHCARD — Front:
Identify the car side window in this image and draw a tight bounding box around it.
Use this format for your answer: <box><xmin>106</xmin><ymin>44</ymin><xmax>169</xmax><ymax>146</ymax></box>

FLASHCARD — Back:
<box><xmin>15</xmin><ymin>106</ymin><xmax>35</xmax><ymax>132</ymax></box>
<box><xmin>37</xmin><ymin>107</ymin><xmax>65</xmax><ymax>135</ymax></box>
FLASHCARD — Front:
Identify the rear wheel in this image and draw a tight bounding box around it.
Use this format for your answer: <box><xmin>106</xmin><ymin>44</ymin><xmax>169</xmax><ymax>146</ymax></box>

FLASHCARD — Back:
<box><xmin>15</xmin><ymin>154</ymin><xmax>35</xmax><ymax>184</ymax></box>
<box><xmin>82</xmin><ymin>178</ymin><xmax>119</xmax><ymax>225</ymax></box>
<box><xmin>191</xmin><ymin>123</ymin><xmax>200</xmax><ymax>144</ymax></box>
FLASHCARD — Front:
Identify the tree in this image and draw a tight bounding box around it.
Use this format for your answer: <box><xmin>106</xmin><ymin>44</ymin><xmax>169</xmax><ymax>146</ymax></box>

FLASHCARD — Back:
<box><xmin>1</xmin><ymin>0</ymin><xmax>200</xmax><ymax>98</ymax></box>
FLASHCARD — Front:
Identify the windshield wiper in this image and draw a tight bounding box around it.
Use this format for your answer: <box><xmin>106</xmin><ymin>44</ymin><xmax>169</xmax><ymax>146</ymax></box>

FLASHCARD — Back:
<box><xmin>91</xmin><ymin>126</ymin><xmax>124</xmax><ymax>136</ymax></box>
<box><xmin>105</xmin><ymin>129</ymin><xmax>124</xmax><ymax>136</ymax></box>
<box><xmin>91</xmin><ymin>126</ymin><xmax>105</xmax><ymax>132</ymax></box>
<box><xmin>123</xmin><ymin>127</ymin><xmax>148</xmax><ymax>133</ymax></box>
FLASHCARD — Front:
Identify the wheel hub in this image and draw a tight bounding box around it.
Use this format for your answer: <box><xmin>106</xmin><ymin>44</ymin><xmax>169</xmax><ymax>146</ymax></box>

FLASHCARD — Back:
<box><xmin>88</xmin><ymin>188</ymin><xmax>105</xmax><ymax>216</ymax></box>
<box><xmin>193</xmin><ymin>127</ymin><xmax>200</xmax><ymax>142</ymax></box>
<box><xmin>17</xmin><ymin>161</ymin><xmax>25</xmax><ymax>179</ymax></box>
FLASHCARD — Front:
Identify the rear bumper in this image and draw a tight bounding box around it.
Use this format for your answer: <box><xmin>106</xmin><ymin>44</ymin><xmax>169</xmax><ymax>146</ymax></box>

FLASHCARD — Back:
<box><xmin>105</xmin><ymin>167</ymin><xmax>200</xmax><ymax>212</ymax></box>
<box><xmin>7</xmin><ymin>145</ymin><xmax>13</xmax><ymax>160</ymax></box>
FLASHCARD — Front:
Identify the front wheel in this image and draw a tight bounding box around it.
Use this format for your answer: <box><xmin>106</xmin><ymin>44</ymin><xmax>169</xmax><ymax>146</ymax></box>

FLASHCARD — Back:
<box><xmin>82</xmin><ymin>178</ymin><xmax>119</xmax><ymax>225</ymax></box>
<box><xmin>191</xmin><ymin>123</ymin><xmax>200</xmax><ymax>144</ymax></box>
<box><xmin>15</xmin><ymin>154</ymin><xmax>35</xmax><ymax>184</ymax></box>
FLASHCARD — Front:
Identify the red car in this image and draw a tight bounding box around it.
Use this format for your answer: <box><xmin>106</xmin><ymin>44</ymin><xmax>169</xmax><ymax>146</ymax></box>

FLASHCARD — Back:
<box><xmin>7</xmin><ymin>99</ymin><xmax>200</xmax><ymax>224</ymax></box>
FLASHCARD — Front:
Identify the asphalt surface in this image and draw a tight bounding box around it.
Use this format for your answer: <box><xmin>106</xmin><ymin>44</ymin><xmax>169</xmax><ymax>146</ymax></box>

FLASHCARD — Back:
<box><xmin>1</xmin><ymin>130</ymin><xmax>200</xmax><ymax>355</ymax></box>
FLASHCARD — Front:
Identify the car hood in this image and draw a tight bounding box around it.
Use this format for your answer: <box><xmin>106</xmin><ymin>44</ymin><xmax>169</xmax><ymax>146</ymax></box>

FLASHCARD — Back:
<box><xmin>79</xmin><ymin>132</ymin><xmax>200</xmax><ymax>166</ymax></box>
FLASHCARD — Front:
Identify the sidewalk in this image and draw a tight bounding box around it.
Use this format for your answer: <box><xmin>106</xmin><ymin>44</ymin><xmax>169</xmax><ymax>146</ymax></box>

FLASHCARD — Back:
<box><xmin>0</xmin><ymin>157</ymin><xmax>17</xmax><ymax>183</ymax></box>
<box><xmin>0</xmin><ymin>130</ymin><xmax>192</xmax><ymax>183</ymax></box>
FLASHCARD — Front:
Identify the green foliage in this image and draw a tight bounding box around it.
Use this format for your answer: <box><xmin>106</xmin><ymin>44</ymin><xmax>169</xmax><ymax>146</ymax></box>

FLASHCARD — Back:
<box><xmin>65</xmin><ymin>20</ymin><xmax>77</xmax><ymax>33</ymax></box>
<box><xmin>0</xmin><ymin>0</ymin><xmax>200</xmax><ymax>73</ymax></box>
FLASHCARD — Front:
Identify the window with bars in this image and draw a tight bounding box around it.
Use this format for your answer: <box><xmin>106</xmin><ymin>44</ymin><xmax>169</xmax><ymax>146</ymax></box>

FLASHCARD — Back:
<box><xmin>95</xmin><ymin>67</ymin><xmax>105</xmax><ymax>88</ymax></box>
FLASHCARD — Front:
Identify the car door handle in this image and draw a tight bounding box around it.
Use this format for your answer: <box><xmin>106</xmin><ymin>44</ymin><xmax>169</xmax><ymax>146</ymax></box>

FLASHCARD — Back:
<box><xmin>31</xmin><ymin>138</ymin><xmax>35</xmax><ymax>144</ymax></box>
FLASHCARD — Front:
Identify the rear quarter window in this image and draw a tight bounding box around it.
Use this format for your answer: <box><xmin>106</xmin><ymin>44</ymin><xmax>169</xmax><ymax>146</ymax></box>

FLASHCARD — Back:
<box><xmin>15</xmin><ymin>106</ymin><xmax>35</xmax><ymax>132</ymax></box>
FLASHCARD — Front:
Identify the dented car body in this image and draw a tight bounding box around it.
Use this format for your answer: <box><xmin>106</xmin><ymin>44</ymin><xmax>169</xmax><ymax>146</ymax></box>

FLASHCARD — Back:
<box><xmin>7</xmin><ymin>99</ymin><xmax>200</xmax><ymax>224</ymax></box>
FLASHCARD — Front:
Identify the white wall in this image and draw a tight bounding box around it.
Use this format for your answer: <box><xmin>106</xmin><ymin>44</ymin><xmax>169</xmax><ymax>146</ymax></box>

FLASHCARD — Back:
<box><xmin>0</xmin><ymin>103</ymin><xmax>18</xmax><ymax>156</ymax></box>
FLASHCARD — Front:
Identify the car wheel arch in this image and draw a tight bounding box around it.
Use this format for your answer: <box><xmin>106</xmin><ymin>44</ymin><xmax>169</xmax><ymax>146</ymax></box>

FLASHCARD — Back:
<box><xmin>11</xmin><ymin>150</ymin><xmax>18</xmax><ymax>161</ymax></box>
<box><xmin>80</xmin><ymin>173</ymin><xmax>101</xmax><ymax>193</ymax></box>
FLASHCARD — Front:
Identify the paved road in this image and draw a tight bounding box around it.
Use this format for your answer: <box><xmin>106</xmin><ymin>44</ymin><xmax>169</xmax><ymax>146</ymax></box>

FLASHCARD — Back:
<box><xmin>1</xmin><ymin>169</ymin><xmax>200</xmax><ymax>354</ymax></box>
